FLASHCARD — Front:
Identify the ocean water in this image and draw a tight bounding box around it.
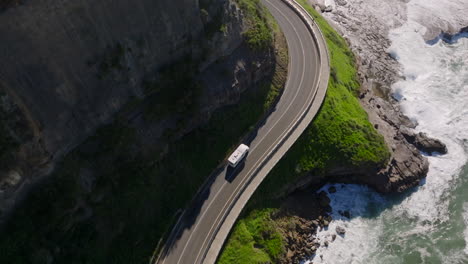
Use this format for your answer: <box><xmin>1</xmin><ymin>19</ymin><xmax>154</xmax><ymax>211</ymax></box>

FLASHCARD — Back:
<box><xmin>306</xmin><ymin>0</ymin><xmax>468</xmax><ymax>263</ymax></box>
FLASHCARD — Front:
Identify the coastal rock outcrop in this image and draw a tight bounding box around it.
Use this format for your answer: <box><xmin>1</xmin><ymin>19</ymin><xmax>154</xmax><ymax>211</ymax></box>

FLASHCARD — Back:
<box><xmin>335</xmin><ymin>226</ymin><xmax>346</xmax><ymax>235</ymax></box>
<box><xmin>305</xmin><ymin>0</ymin><xmax>448</xmax><ymax>193</ymax></box>
<box><xmin>278</xmin><ymin>190</ymin><xmax>333</xmax><ymax>264</ymax></box>
<box><xmin>401</xmin><ymin>127</ymin><xmax>448</xmax><ymax>155</ymax></box>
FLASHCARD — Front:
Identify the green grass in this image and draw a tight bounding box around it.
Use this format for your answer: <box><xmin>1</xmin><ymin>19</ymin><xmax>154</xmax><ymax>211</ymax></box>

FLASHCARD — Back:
<box><xmin>218</xmin><ymin>209</ymin><xmax>284</xmax><ymax>264</ymax></box>
<box><xmin>238</xmin><ymin>0</ymin><xmax>275</xmax><ymax>51</ymax></box>
<box><xmin>218</xmin><ymin>3</ymin><xmax>390</xmax><ymax>263</ymax></box>
<box><xmin>0</xmin><ymin>2</ymin><xmax>287</xmax><ymax>263</ymax></box>
<box><xmin>250</xmin><ymin>0</ymin><xmax>390</xmax><ymax>204</ymax></box>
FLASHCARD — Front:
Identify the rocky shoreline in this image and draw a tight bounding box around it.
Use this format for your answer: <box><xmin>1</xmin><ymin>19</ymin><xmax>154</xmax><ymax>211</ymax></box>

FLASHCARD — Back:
<box><xmin>275</xmin><ymin>0</ymin><xmax>451</xmax><ymax>262</ymax></box>
<box><xmin>307</xmin><ymin>0</ymin><xmax>447</xmax><ymax>193</ymax></box>
<box><xmin>275</xmin><ymin>189</ymin><xmax>334</xmax><ymax>263</ymax></box>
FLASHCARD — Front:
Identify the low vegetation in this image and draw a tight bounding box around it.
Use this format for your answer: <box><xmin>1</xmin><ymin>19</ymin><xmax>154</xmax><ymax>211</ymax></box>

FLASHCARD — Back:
<box><xmin>218</xmin><ymin>209</ymin><xmax>283</xmax><ymax>264</ymax></box>
<box><xmin>238</xmin><ymin>0</ymin><xmax>275</xmax><ymax>51</ymax></box>
<box><xmin>218</xmin><ymin>2</ymin><xmax>390</xmax><ymax>263</ymax></box>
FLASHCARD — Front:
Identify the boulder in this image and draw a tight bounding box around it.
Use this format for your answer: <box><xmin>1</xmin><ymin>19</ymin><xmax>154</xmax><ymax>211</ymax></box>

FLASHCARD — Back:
<box><xmin>318</xmin><ymin>191</ymin><xmax>331</xmax><ymax>208</ymax></box>
<box><xmin>401</xmin><ymin>127</ymin><xmax>448</xmax><ymax>155</ymax></box>
<box><xmin>336</xmin><ymin>226</ymin><xmax>346</xmax><ymax>235</ymax></box>
<box><xmin>336</xmin><ymin>0</ymin><xmax>347</xmax><ymax>6</ymax></box>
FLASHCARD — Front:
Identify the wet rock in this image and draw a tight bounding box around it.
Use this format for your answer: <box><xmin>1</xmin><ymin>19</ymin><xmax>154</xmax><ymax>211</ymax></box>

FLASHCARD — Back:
<box><xmin>322</xmin><ymin>220</ymin><xmax>329</xmax><ymax>227</ymax></box>
<box><xmin>318</xmin><ymin>191</ymin><xmax>330</xmax><ymax>207</ymax></box>
<box><xmin>336</xmin><ymin>0</ymin><xmax>347</xmax><ymax>6</ymax></box>
<box><xmin>324</xmin><ymin>5</ymin><xmax>333</xmax><ymax>12</ymax></box>
<box><xmin>401</xmin><ymin>127</ymin><xmax>448</xmax><ymax>155</ymax></box>
<box><xmin>336</xmin><ymin>226</ymin><xmax>346</xmax><ymax>235</ymax></box>
<box><xmin>343</xmin><ymin>210</ymin><xmax>351</xmax><ymax>219</ymax></box>
<box><xmin>332</xmin><ymin>234</ymin><xmax>337</xmax><ymax>241</ymax></box>
<box><xmin>339</xmin><ymin>210</ymin><xmax>351</xmax><ymax>219</ymax></box>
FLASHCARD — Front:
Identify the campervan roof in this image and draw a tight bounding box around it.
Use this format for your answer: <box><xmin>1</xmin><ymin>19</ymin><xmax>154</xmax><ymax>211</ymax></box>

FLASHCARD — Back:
<box><xmin>228</xmin><ymin>144</ymin><xmax>249</xmax><ymax>167</ymax></box>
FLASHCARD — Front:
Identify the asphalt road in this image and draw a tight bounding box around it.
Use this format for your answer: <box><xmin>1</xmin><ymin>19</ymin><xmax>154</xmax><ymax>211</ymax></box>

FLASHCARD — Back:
<box><xmin>155</xmin><ymin>0</ymin><xmax>328</xmax><ymax>263</ymax></box>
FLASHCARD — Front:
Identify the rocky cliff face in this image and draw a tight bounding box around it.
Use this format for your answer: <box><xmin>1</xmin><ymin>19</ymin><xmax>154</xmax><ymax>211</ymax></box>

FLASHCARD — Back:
<box><xmin>0</xmin><ymin>0</ymin><xmax>275</xmax><ymax>222</ymax></box>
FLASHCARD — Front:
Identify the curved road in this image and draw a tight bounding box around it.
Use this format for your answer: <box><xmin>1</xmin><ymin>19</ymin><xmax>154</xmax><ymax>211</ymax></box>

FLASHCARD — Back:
<box><xmin>155</xmin><ymin>0</ymin><xmax>329</xmax><ymax>263</ymax></box>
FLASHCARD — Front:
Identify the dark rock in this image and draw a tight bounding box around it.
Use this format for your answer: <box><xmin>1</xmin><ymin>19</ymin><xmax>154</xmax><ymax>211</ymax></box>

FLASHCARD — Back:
<box><xmin>339</xmin><ymin>210</ymin><xmax>351</xmax><ymax>218</ymax></box>
<box><xmin>343</xmin><ymin>210</ymin><xmax>351</xmax><ymax>219</ymax></box>
<box><xmin>324</xmin><ymin>5</ymin><xmax>333</xmax><ymax>12</ymax></box>
<box><xmin>318</xmin><ymin>191</ymin><xmax>331</xmax><ymax>208</ymax></box>
<box><xmin>332</xmin><ymin>234</ymin><xmax>337</xmax><ymax>241</ymax></box>
<box><xmin>401</xmin><ymin>127</ymin><xmax>448</xmax><ymax>155</ymax></box>
<box><xmin>315</xmin><ymin>3</ymin><xmax>327</xmax><ymax>13</ymax></box>
<box><xmin>336</xmin><ymin>0</ymin><xmax>347</xmax><ymax>6</ymax></box>
<box><xmin>336</xmin><ymin>226</ymin><xmax>346</xmax><ymax>235</ymax></box>
<box><xmin>328</xmin><ymin>186</ymin><xmax>337</xmax><ymax>193</ymax></box>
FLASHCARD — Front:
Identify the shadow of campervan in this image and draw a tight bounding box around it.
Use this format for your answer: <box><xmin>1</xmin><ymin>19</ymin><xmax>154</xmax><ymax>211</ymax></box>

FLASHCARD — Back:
<box><xmin>225</xmin><ymin>154</ymin><xmax>249</xmax><ymax>183</ymax></box>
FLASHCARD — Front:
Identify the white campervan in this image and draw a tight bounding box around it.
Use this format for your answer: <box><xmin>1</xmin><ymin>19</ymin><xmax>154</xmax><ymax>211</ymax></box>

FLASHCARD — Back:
<box><xmin>228</xmin><ymin>144</ymin><xmax>250</xmax><ymax>167</ymax></box>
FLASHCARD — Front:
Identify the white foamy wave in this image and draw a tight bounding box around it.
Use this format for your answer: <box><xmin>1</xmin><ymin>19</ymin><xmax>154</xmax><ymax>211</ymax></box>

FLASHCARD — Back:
<box><xmin>404</xmin><ymin>0</ymin><xmax>468</xmax><ymax>41</ymax></box>
<box><xmin>388</xmin><ymin>8</ymin><xmax>468</xmax><ymax>221</ymax></box>
<box><xmin>307</xmin><ymin>184</ymin><xmax>387</xmax><ymax>264</ymax></box>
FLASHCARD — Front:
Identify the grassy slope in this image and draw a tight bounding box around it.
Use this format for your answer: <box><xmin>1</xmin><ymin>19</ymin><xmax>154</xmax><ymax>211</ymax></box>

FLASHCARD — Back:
<box><xmin>218</xmin><ymin>209</ymin><xmax>284</xmax><ymax>264</ymax></box>
<box><xmin>218</xmin><ymin>2</ymin><xmax>390</xmax><ymax>263</ymax></box>
<box><xmin>0</xmin><ymin>1</ymin><xmax>287</xmax><ymax>263</ymax></box>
